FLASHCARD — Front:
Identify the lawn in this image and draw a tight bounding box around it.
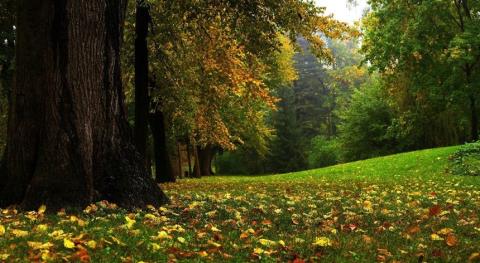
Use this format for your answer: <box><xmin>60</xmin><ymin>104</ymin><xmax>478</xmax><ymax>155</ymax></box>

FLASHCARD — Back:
<box><xmin>1</xmin><ymin>145</ymin><xmax>480</xmax><ymax>262</ymax></box>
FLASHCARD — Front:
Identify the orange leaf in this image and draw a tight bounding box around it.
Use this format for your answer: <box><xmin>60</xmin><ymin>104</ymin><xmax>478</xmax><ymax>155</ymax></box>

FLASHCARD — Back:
<box><xmin>406</xmin><ymin>225</ymin><xmax>421</xmax><ymax>234</ymax></box>
<box><xmin>445</xmin><ymin>234</ymin><xmax>458</xmax><ymax>247</ymax></box>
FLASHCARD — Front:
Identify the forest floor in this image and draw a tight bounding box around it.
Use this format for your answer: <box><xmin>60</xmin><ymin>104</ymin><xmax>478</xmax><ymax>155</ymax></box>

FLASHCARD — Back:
<box><xmin>1</xmin><ymin>146</ymin><xmax>480</xmax><ymax>262</ymax></box>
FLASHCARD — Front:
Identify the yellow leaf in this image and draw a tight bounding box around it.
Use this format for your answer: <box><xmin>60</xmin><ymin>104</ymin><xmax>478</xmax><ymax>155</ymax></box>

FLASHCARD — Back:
<box><xmin>49</xmin><ymin>230</ymin><xmax>65</xmax><ymax>239</ymax></box>
<box><xmin>144</xmin><ymin>213</ymin><xmax>157</xmax><ymax>220</ymax></box>
<box><xmin>437</xmin><ymin>228</ymin><xmax>454</xmax><ymax>235</ymax></box>
<box><xmin>177</xmin><ymin>237</ymin><xmax>186</xmax><ymax>244</ymax></box>
<box><xmin>278</xmin><ymin>240</ymin><xmax>286</xmax><ymax>247</ymax></box>
<box><xmin>0</xmin><ymin>254</ymin><xmax>9</xmax><ymax>260</ymax></box>
<box><xmin>36</xmin><ymin>224</ymin><xmax>48</xmax><ymax>232</ymax></box>
<box><xmin>151</xmin><ymin>243</ymin><xmax>161</xmax><ymax>251</ymax></box>
<box><xmin>11</xmin><ymin>229</ymin><xmax>28</xmax><ymax>237</ymax></box>
<box><xmin>259</xmin><ymin>239</ymin><xmax>277</xmax><ymax>247</ymax></box>
<box><xmin>253</xmin><ymin>247</ymin><xmax>264</xmax><ymax>254</ymax></box>
<box><xmin>28</xmin><ymin>241</ymin><xmax>54</xmax><ymax>250</ymax></box>
<box><xmin>38</xmin><ymin>205</ymin><xmax>47</xmax><ymax>214</ymax></box>
<box><xmin>125</xmin><ymin>216</ymin><xmax>136</xmax><ymax>229</ymax></box>
<box><xmin>198</xmin><ymin>251</ymin><xmax>208</xmax><ymax>257</ymax></box>
<box><xmin>363</xmin><ymin>200</ymin><xmax>373</xmax><ymax>212</ymax></box>
<box><xmin>64</xmin><ymin>238</ymin><xmax>75</xmax><ymax>249</ymax></box>
<box><xmin>430</xmin><ymin>234</ymin><xmax>443</xmax><ymax>241</ymax></box>
<box><xmin>210</xmin><ymin>226</ymin><xmax>221</xmax><ymax>232</ymax></box>
<box><xmin>87</xmin><ymin>240</ymin><xmax>97</xmax><ymax>249</ymax></box>
<box><xmin>156</xmin><ymin>231</ymin><xmax>169</xmax><ymax>239</ymax></box>
<box><xmin>0</xmin><ymin>225</ymin><xmax>5</xmax><ymax>236</ymax></box>
<box><xmin>313</xmin><ymin>236</ymin><xmax>332</xmax><ymax>247</ymax></box>
<box><xmin>208</xmin><ymin>240</ymin><xmax>222</xmax><ymax>247</ymax></box>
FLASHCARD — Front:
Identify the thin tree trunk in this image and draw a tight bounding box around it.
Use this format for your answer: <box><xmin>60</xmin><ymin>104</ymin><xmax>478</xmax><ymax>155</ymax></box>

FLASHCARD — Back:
<box><xmin>193</xmin><ymin>144</ymin><xmax>201</xmax><ymax>178</ymax></box>
<box><xmin>186</xmin><ymin>138</ymin><xmax>192</xmax><ymax>177</ymax></box>
<box><xmin>149</xmin><ymin>111</ymin><xmax>175</xmax><ymax>182</ymax></box>
<box><xmin>470</xmin><ymin>95</ymin><xmax>478</xmax><ymax>141</ymax></box>
<box><xmin>134</xmin><ymin>1</ymin><xmax>149</xmax><ymax>163</ymax></box>
<box><xmin>176</xmin><ymin>142</ymin><xmax>183</xmax><ymax>178</ymax></box>
<box><xmin>0</xmin><ymin>0</ymin><xmax>168</xmax><ymax>211</ymax></box>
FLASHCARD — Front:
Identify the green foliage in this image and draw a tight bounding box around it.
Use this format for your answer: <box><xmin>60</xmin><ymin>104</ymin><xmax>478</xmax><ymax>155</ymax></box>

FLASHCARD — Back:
<box><xmin>307</xmin><ymin>136</ymin><xmax>339</xmax><ymax>169</ymax></box>
<box><xmin>216</xmin><ymin>148</ymin><xmax>267</xmax><ymax>175</ymax></box>
<box><xmin>448</xmin><ymin>141</ymin><xmax>480</xmax><ymax>176</ymax></box>
<box><xmin>338</xmin><ymin>76</ymin><xmax>397</xmax><ymax>161</ymax></box>
<box><xmin>362</xmin><ymin>0</ymin><xmax>480</xmax><ymax>143</ymax></box>
<box><xmin>268</xmin><ymin>85</ymin><xmax>308</xmax><ymax>173</ymax></box>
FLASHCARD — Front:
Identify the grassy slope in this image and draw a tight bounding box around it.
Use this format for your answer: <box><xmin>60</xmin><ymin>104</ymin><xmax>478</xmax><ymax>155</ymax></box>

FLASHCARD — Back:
<box><xmin>1</xmin><ymin>146</ymin><xmax>480</xmax><ymax>262</ymax></box>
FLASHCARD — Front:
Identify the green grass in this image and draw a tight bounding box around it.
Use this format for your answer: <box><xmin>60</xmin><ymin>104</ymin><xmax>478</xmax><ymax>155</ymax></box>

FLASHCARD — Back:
<box><xmin>1</xmin><ymin>145</ymin><xmax>480</xmax><ymax>262</ymax></box>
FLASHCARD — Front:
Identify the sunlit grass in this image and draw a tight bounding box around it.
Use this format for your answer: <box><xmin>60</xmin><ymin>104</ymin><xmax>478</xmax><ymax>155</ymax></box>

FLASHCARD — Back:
<box><xmin>1</xmin><ymin>145</ymin><xmax>479</xmax><ymax>262</ymax></box>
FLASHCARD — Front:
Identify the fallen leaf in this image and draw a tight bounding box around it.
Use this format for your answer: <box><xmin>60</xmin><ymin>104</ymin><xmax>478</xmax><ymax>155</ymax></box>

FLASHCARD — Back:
<box><xmin>64</xmin><ymin>238</ymin><xmax>75</xmax><ymax>249</ymax></box>
<box><xmin>445</xmin><ymin>234</ymin><xmax>458</xmax><ymax>247</ymax></box>
<box><xmin>312</xmin><ymin>236</ymin><xmax>332</xmax><ymax>247</ymax></box>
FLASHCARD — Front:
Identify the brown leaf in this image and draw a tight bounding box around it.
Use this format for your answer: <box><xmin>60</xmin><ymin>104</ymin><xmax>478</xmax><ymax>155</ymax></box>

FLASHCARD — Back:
<box><xmin>362</xmin><ymin>235</ymin><xmax>373</xmax><ymax>244</ymax></box>
<box><xmin>406</xmin><ymin>225</ymin><xmax>421</xmax><ymax>234</ymax></box>
<box><xmin>429</xmin><ymin>205</ymin><xmax>441</xmax><ymax>217</ymax></box>
<box><xmin>445</xmin><ymin>234</ymin><xmax>458</xmax><ymax>247</ymax></box>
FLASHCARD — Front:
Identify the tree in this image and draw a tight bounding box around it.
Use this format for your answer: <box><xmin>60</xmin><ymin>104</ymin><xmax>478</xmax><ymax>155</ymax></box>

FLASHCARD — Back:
<box><xmin>0</xmin><ymin>0</ymin><xmax>15</xmax><ymax>153</ymax></box>
<box><xmin>362</xmin><ymin>0</ymin><xmax>480</xmax><ymax>142</ymax></box>
<box><xmin>133</xmin><ymin>0</ymin><xmax>150</xmax><ymax>164</ymax></box>
<box><xmin>0</xmin><ymin>0</ymin><xmax>168</xmax><ymax>211</ymax></box>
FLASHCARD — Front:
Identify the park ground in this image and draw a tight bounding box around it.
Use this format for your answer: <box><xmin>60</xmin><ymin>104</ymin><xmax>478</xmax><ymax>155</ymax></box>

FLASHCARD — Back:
<box><xmin>0</xmin><ymin>146</ymin><xmax>479</xmax><ymax>262</ymax></box>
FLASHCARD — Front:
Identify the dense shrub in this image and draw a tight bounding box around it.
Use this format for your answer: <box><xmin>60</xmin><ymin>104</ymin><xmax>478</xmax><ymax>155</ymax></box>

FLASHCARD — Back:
<box><xmin>447</xmin><ymin>141</ymin><xmax>480</xmax><ymax>176</ymax></box>
<box><xmin>337</xmin><ymin>77</ymin><xmax>398</xmax><ymax>161</ymax></box>
<box><xmin>308</xmin><ymin>136</ymin><xmax>340</xmax><ymax>168</ymax></box>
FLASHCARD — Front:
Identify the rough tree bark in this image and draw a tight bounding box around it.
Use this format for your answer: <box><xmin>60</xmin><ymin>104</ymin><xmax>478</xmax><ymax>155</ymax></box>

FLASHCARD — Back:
<box><xmin>0</xmin><ymin>0</ymin><xmax>168</xmax><ymax>211</ymax></box>
<box><xmin>149</xmin><ymin>111</ymin><xmax>176</xmax><ymax>183</ymax></box>
<box><xmin>194</xmin><ymin>145</ymin><xmax>215</xmax><ymax>177</ymax></box>
<box><xmin>134</xmin><ymin>1</ymin><xmax>149</xmax><ymax>162</ymax></box>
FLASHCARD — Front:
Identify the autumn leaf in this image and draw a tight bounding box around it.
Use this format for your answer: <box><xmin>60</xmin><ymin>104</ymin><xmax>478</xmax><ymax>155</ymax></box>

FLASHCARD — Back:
<box><xmin>259</xmin><ymin>238</ymin><xmax>277</xmax><ymax>247</ymax></box>
<box><xmin>445</xmin><ymin>234</ymin><xmax>458</xmax><ymax>247</ymax></box>
<box><xmin>124</xmin><ymin>216</ymin><xmax>136</xmax><ymax>229</ymax></box>
<box><xmin>429</xmin><ymin>205</ymin><xmax>441</xmax><ymax>216</ymax></box>
<box><xmin>64</xmin><ymin>238</ymin><xmax>76</xmax><ymax>249</ymax></box>
<box><xmin>0</xmin><ymin>225</ymin><xmax>5</xmax><ymax>236</ymax></box>
<box><xmin>38</xmin><ymin>205</ymin><xmax>47</xmax><ymax>214</ymax></box>
<box><xmin>87</xmin><ymin>240</ymin><xmax>97</xmax><ymax>249</ymax></box>
<box><xmin>11</xmin><ymin>229</ymin><xmax>28</xmax><ymax>237</ymax></box>
<box><xmin>406</xmin><ymin>225</ymin><xmax>421</xmax><ymax>235</ymax></box>
<box><xmin>27</xmin><ymin>241</ymin><xmax>54</xmax><ymax>250</ymax></box>
<box><xmin>430</xmin><ymin>234</ymin><xmax>443</xmax><ymax>241</ymax></box>
<box><xmin>312</xmin><ymin>237</ymin><xmax>332</xmax><ymax>247</ymax></box>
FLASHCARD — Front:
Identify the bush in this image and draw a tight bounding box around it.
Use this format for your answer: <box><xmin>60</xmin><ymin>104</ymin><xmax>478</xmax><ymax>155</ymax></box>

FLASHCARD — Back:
<box><xmin>337</xmin><ymin>77</ymin><xmax>398</xmax><ymax>161</ymax></box>
<box><xmin>447</xmin><ymin>141</ymin><xmax>480</xmax><ymax>176</ymax></box>
<box><xmin>308</xmin><ymin>136</ymin><xmax>340</xmax><ymax>169</ymax></box>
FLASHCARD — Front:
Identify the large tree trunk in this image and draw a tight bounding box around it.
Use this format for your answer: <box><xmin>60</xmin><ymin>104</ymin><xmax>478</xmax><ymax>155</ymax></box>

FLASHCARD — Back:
<box><xmin>149</xmin><ymin>111</ymin><xmax>176</xmax><ymax>183</ymax></box>
<box><xmin>134</xmin><ymin>1</ymin><xmax>149</xmax><ymax>163</ymax></box>
<box><xmin>0</xmin><ymin>0</ymin><xmax>168</xmax><ymax>211</ymax></box>
<box><xmin>194</xmin><ymin>145</ymin><xmax>215</xmax><ymax>177</ymax></box>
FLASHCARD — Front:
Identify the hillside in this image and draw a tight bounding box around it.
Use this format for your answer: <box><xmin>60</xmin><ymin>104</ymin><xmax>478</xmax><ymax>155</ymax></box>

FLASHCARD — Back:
<box><xmin>1</xmin><ymin>146</ymin><xmax>480</xmax><ymax>262</ymax></box>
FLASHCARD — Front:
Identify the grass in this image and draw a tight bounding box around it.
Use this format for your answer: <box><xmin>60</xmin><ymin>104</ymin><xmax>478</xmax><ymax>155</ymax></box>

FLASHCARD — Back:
<box><xmin>1</xmin><ymin>145</ymin><xmax>480</xmax><ymax>262</ymax></box>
